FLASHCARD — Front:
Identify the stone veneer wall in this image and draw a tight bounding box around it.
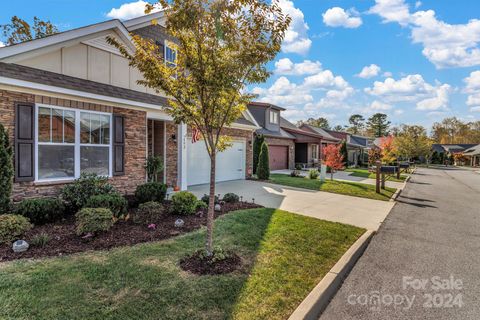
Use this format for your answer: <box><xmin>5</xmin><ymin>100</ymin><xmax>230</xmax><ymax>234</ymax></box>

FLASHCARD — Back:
<box><xmin>264</xmin><ymin>137</ymin><xmax>295</xmax><ymax>170</ymax></box>
<box><xmin>0</xmin><ymin>89</ymin><xmax>147</xmax><ymax>201</ymax></box>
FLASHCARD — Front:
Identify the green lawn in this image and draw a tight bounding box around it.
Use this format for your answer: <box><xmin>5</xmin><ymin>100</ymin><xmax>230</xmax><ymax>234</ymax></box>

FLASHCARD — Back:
<box><xmin>345</xmin><ymin>168</ymin><xmax>407</xmax><ymax>182</ymax></box>
<box><xmin>268</xmin><ymin>174</ymin><xmax>396</xmax><ymax>201</ymax></box>
<box><xmin>0</xmin><ymin>208</ymin><xmax>364</xmax><ymax>320</ymax></box>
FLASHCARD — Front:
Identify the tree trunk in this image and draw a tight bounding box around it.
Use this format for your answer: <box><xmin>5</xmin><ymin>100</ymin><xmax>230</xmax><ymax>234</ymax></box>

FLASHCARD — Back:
<box><xmin>331</xmin><ymin>171</ymin><xmax>333</xmax><ymax>181</ymax></box>
<box><xmin>206</xmin><ymin>155</ymin><xmax>216</xmax><ymax>256</ymax></box>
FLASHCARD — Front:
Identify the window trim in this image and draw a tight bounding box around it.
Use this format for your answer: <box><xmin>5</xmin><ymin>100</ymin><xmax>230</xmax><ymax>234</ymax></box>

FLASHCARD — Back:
<box><xmin>35</xmin><ymin>104</ymin><xmax>113</xmax><ymax>183</ymax></box>
<box><xmin>269</xmin><ymin>110</ymin><xmax>279</xmax><ymax>124</ymax></box>
<box><xmin>164</xmin><ymin>40</ymin><xmax>177</xmax><ymax>67</ymax></box>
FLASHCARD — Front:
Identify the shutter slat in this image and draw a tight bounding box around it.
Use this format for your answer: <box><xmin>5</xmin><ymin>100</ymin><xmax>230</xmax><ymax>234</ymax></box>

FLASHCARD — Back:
<box><xmin>113</xmin><ymin>114</ymin><xmax>125</xmax><ymax>176</ymax></box>
<box><xmin>15</xmin><ymin>102</ymin><xmax>35</xmax><ymax>182</ymax></box>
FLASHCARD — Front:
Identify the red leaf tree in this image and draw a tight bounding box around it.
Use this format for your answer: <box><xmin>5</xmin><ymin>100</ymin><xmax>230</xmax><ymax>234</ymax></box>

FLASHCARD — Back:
<box><xmin>323</xmin><ymin>144</ymin><xmax>344</xmax><ymax>180</ymax></box>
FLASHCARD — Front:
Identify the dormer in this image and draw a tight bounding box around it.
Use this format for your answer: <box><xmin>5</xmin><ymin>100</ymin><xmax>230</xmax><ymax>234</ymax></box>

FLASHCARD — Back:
<box><xmin>247</xmin><ymin>101</ymin><xmax>285</xmax><ymax>133</ymax></box>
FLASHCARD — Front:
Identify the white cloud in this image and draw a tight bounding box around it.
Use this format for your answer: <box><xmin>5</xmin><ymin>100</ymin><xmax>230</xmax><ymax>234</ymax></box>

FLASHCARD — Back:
<box><xmin>463</xmin><ymin>71</ymin><xmax>480</xmax><ymax>111</ymax></box>
<box><xmin>365</xmin><ymin>74</ymin><xmax>433</xmax><ymax>101</ymax></box>
<box><xmin>356</xmin><ymin>64</ymin><xmax>381</xmax><ymax>79</ymax></box>
<box><xmin>394</xmin><ymin>109</ymin><xmax>404</xmax><ymax>115</ymax></box>
<box><xmin>383</xmin><ymin>71</ymin><xmax>393</xmax><ymax>77</ymax></box>
<box><xmin>303</xmin><ymin>70</ymin><xmax>349</xmax><ymax>90</ymax></box>
<box><xmin>0</xmin><ymin>41</ymin><xmax>5</xmax><ymax>48</ymax></box>
<box><xmin>278</xmin><ymin>0</ymin><xmax>312</xmax><ymax>55</ymax></box>
<box><xmin>370</xmin><ymin>100</ymin><xmax>393</xmax><ymax>110</ymax></box>
<box><xmin>416</xmin><ymin>84</ymin><xmax>451</xmax><ymax>110</ymax></box>
<box><xmin>369</xmin><ymin>0</ymin><xmax>480</xmax><ymax>68</ymax></box>
<box><xmin>106</xmin><ymin>1</ymin><xmax>161</xmax><ymax>20</ymax></box>
<box><xmin>368</xmin><ymin>0</ymin><xmax>411</xmax><ymax>26</ymax></box>
<box><xmin>415</xmin><ymin>1</ymin><xmax>422</xmax><ymax>9</ymax></box>
<box><xmin>322</xmin><ymin>7</ymin><xmax>362</xmax><ymax>29</ymax></box>
<box><xmin>252</xmin><ymin>76</ymin><xmax>313</xmax><ymax>106</ymax></box>
<box><xmin>274</xmin><ymin>58</ymin><xmax>322</xmax><ymax>76</ymax></box>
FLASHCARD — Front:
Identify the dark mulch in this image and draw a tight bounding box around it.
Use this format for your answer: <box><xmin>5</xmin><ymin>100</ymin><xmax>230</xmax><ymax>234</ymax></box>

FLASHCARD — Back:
<box><xmin>179</xmin><ymin>250</ymin><xmax>241</xmax><ymax>275</ymax></box>
<box><xmin>0</xmin><ymin>201</ymin><xmax>262</xmax><ymax>262</ymax></box>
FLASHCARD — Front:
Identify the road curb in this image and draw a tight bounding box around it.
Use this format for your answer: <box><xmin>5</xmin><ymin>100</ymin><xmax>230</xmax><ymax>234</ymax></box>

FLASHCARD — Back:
<box><xmin>288</xmin><ymin>230</ymin><xmax>375</xmax><ymax>320</ymax></box>
<box><xmin>389</xmin><ymin>171</ymin><xmax>413</xmax><ymax>202</ymax></box>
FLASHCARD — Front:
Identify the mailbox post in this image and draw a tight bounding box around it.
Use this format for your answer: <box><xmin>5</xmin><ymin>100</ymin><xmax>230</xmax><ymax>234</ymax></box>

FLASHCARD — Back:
<box><xmin>397</xmin><ymin>162</ymin><xmax>401</xmax><ymax>180</ymax></box>
<box><xmin>375</xmin><ymin>161</ymin><xmax>381</xmax><ymax>193</ymax></box>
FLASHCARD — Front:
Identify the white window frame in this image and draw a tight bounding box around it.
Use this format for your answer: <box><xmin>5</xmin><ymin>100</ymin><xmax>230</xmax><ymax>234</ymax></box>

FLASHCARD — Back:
<box><xmin>311</xmin><ymin>144</ymin><xmax>319</xmax><ymax>160</ymax></box>
<box><xmin>35</xmin><ymin>104</ymin><xmax>113</xmax><ymax>183</ymax></box>
<box><xmin>269</xmin><ymin>110</ymin><xmax>279</xmax><ymax>124</ymax></box>
<box><xmin>164</xmin><ymin>40</ymin><xmax>177</xmax><ymax>67</ymax></box>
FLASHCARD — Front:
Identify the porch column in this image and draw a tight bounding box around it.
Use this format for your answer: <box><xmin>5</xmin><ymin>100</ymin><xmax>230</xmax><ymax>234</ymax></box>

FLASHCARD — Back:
<box><xmin>177</xmin><ymin>123</ymin><xmax>188</xmax><ymax>190</ymax></box>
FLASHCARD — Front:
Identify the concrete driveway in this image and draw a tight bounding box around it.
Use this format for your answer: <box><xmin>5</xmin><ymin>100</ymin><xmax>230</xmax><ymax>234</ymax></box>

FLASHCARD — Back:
<box><xmin>188</xmin><ymin>180</ymin><xmax>394</xmax><ymax>230</ymax></box>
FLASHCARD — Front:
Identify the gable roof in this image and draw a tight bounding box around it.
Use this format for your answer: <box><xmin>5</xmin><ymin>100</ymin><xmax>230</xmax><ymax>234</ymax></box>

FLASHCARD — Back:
<box><xmin>300</xmin><ymin>124</ymin><xmax>340</xmax><ymax>142</ymax></box>
<box><xmin>464</xmin><ymin>144</ymin><xmax>480</xmax><ymax>155</ymax></box>
<box><xmin>249</xmin><ymin>101</ymin><xmax>286</xmax><ymax>111</ymax></box>
<box><xmin>0</xmin><ymin>19</ymin><xmax>135</xmax><ymax>62</ymax></box>
<box><xmin>280</xmin><ymin>117</ymin><xmax>324</xmax><ymax>139</ymax></box>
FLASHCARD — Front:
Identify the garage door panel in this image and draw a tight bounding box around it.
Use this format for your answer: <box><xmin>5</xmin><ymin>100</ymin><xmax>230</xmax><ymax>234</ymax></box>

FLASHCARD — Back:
<box><xmin>269</xmin><ymin>145</ymin><xmax>288</xmax><ymax>170</ymax></box>
<box><xmin>187</xmin><ymin>140</ymin><xmax>245</xmax><ymax>186</ymax></box>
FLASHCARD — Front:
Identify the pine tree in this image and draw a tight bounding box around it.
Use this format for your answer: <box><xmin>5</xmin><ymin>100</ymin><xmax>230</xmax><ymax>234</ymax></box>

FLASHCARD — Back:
<box><xmin>253</xmin><ymin>134</ymin><xmax>265</xmax><ymax>174</ymax></box>
<box><xmin>340</xmin><ymin>140</ymin><xmax>348</xmax><ymax>167</ymax></box>
<box><xmin>0</xmin><ymin>124</ymin><xmax>13</xmax><ymax>213</ymax></box>
<box><xmin>256</xmin><ymin>142</ymin><xmax>270</xmax><ymax>180</ymax></box>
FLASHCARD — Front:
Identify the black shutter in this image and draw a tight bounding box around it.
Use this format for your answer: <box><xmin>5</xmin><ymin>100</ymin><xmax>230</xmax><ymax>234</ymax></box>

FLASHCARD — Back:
<box><xmin>14</xmin><ymin>102</ymin><xmax>35</xmax><ymax>182</ymax></box>
<box><xmin>113</xmin><ymin>114</ymin><xmax>125</xmax><ymax>176</ymax></box>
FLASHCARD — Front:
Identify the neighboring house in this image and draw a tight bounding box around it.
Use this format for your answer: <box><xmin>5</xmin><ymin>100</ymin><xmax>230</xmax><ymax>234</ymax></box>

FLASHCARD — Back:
<box><xmin>431</xmin><ymin>144</ymin><xmax>478</xmax><ymax>155</ymax></box>
<box><xmin>0</xmin><ymin>11</ymin><xmax>259</xmax><ymax>201</ymax></box>
<box><xmin>464</xmin><ymin>144</ymin><xmax>480</xmax><ymax>167</ymax></box>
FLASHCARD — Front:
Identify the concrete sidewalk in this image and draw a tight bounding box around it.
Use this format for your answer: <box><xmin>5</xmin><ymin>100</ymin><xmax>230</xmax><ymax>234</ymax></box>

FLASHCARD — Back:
<box><xmin>272</xmin><ymin>169</ymin><xmax>405</xmax><ymax>189</ymax></box>
<box><xmin>189</xmin><ymin>180</ymin><xmax>394</xmax><ymax>230</ymax></box>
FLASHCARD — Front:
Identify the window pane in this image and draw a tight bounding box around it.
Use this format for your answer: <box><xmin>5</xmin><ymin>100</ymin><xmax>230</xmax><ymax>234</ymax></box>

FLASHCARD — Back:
<box><xmin>80</xmin><ymin>112</ymin><xmax>90</xmax><ymax>143</ymax></box>
<box><xmin>38</xmin><ymin>145</ymin><xmax>75</xmax><ymax>180</ymax></box>
<box><xmin>51</xmin><ymin>109</ymin><xmax>64</xmax><ymax>143</ymax></box>
<box><xmin>100</xmin><ymin>114</ymin><xmax>110</xmax><ymax>144</ymax></box>
<box><xmin>81</xmin><ymin>146</ymin><xmax>109</xmax><ymax>176</ymax></box>
<box><xmin>64</xmin><ymin>110</ymin><xmax>75</xmax><ymax>143</ymax></box>
<box><xmin>38</xmin><ymin>107</ymin><xmax>51</xmax><ymax>142</ymax></box>
<box><xmin>90</xmin><ymin>114</ymin><xmax>101</xmax><ymax>144</ymax></box>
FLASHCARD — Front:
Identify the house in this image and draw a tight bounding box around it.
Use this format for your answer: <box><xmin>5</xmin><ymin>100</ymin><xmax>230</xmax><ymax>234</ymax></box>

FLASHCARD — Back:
<box><xmin>0</xmin><ymin>11</ymin><xmax>260</xmax><ymax>201</ymax></box>
<box><xmin>464</xmin><ymin>144</ymin><xmax>480</xmax><ymax>167</ymax></box>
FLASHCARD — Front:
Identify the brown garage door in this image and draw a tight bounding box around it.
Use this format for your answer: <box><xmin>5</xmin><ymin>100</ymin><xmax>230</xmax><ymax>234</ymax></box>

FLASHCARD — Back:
<box><xmin>269</xmin><ymin>145</ymin><xmax>289</xmax><ymax>170</ymax></box>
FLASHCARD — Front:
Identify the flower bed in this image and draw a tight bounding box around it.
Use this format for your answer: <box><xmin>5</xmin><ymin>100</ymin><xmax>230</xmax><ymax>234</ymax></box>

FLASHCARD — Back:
<box><xmin>0</xmin><ymin>201</ymin><xmax>261</xmax><ymax>262</ymax></box>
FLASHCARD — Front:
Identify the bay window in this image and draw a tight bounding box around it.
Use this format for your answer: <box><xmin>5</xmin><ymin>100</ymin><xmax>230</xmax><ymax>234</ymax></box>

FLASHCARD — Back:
<box><xmin>36</xmin><ymin>105</ymin><xmax>112</xmax><ymax>181</ymax></box>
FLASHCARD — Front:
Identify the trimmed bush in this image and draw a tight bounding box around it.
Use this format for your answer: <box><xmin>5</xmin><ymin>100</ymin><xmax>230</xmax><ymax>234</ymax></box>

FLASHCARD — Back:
<box><xmin>340</xmin><ymin>140</ymin><xmax>348</xmax><ymax>167</ymax></box>
<box><xmin>256</xmin><ymin>142</ymin><xmax>270</xmax><ymax>180</ymax></box>
<box><xmin>308</xmin><ymin>169</ymin><xmax>319</xmax><ymax>180</ymax></box>
<box><xmin>31</xmin><ymin>233</ymin><xmax>50</xmax><ymax>247</ymax></box>
<box><xmin>223</xmin><ymin>193</ymin><xmax>239</xmax><ymax>203</ymax></box>
<box><xmin>75</xmin><ymin>208</ymin><xmax>114</xmax><ymax>236</ymax></box>
<box><xmin>253</xmin><ymin>134</ymin><xmax>265</xmax><ymax>174</ymax></box>
<box><xmin>171</xmin><ymin>191</ymin><xmax>198</xmax><ymax>215</ymax></box>
<box><xmin>0</xmin><ymin>214</ymin><xmax>32</xmax><ymax>244</ymax></box>
<box><xmin>61</xmin><ymin>173</ymin><xmax>115</xmax><ymax>210</ymax></box>
<box><xmin>195</xmin><ymin>201</ymin><xmax>208</xmax><ymax>211</ymax></box>
<box><xmin>15</xmin><ymin>198</ymin><xmax>65</xmax><ymax>225</ymax></box>
<box><xmin>135</xmin><ymin>182</ymin><xmax>167</xmax><ymax>204</ymax></box>
<box><xmin>290</xmin><ymin>170</ymin><xmax>301</xmax><ymax>177</ymax></box>
<box><xmin>133</xmin><ymin>201</ymin><xmax>164</xmax><ymax>225</ymax></box>
<box><xmin>201</xmin><ymin>194</ymin><xmax>219</xmax><ymax>205</ymax></box>
<box><xmin>85</xmin><ymin>193</ymin><xmax>127</xmax><ymax>218</ymax></box>
<box><xmin>0</xmin><ymin>124</ymin><xmax>13</xmax><ymax>213</ymax></box>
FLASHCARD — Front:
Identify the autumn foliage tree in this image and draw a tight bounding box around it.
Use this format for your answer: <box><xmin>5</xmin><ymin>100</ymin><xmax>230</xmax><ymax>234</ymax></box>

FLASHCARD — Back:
<box><xmin>323</xmin><ymin>144</ymin><xmax>344</xmax><ymax>180</ymax></box>
<box><xmin>109</xmin><ymin>0</ymin><xmax>289</xmax><ymax>256</ymax></box>
<box><xmin>379</xmin><ymin>135</ymin><xmax>397</xmax><ymax>164</ymax></box>
<box><xmin>368</xmin><ymin>148</ymin><xmax>382</xmax><ymax>167</ymax></box>
<box><xmin>1</xmin><ymin>16</ymin><xmax>58</xmax><ymax>46</ymax></box>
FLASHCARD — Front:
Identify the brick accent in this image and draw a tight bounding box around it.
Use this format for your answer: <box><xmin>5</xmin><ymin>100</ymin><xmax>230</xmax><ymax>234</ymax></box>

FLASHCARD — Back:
<box><xmin>264</xmin><ymin>137</ymin><xmax>295</xmax><ymax>170</ymax></box>
<box><xmin>0</xmin><ymin>89</ymin><xmax>147</xmax><ymax>201</ymax></box>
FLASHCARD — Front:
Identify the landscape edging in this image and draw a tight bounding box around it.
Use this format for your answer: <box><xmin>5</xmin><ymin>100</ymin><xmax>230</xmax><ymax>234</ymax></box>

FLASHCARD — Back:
<box><xmin>288</xmin><ymin>230</ymin><xmax>375</xmax><ymax>320</ymax></box>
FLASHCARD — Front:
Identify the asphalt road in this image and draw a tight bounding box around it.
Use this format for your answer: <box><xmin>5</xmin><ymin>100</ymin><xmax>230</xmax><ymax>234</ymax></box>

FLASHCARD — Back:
<box><xmin>320</xmin><ymin>166</ymin><xmax>480</xmax><ymax>320</ymax></box>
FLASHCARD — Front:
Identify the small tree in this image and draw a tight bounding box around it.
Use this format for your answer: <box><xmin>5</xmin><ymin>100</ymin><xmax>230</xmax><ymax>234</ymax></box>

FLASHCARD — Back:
<box><xmin>379</xmin><ymin>135</ymin><xmax>397</xmax><ymax>164</ymax></box>
<box><xmin>323</xmin><ymin>144</ymin><xmax>344</xmax><ymax>180</ymax></box>
<box><xmin>340</xmin><ymin>139</ymin><xmax>348</xmax><ymax>167</ymax></box>
<box><xmin>253</xmin><ymin>134</ymin><xmax>265</xmax><ymax>174</ymax></box>
<box><xmin>0</xmin><ymin>124</ymin><xmax>13</xmax><ymax>213</ymax></box>
<box><xmin>108</xmin><ymin>0</ymin><xmax>289</xmax><ymax>256</ymax></box>
<box><xmin>368</xmin><ymin>148</ymin><xmax>382</xmax><ymax>167</ymax></box>
<box><xmin>256</xmin><ymin>142</ymin><xmax>270</xmax><ymax>180</ymax></box>
<box><xmin>145</xmin><ymin>155</ymin><xmax>164</xmax><ymax>182</ymax></box>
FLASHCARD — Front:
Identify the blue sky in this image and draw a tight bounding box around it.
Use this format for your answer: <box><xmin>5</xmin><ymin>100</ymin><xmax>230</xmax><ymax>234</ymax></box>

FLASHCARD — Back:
<box><xmin>1</xmin><ymin>0</ymin><xmax>480</xmax><ymax>129</ymax></box>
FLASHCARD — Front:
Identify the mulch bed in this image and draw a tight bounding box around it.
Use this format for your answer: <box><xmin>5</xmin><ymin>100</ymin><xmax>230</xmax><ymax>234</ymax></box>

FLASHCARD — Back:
<box><xmin>180</xmin><ymin>250</ymin><xmax>241</xmax><ymax>275</ymax></box>
<box><xmin>0</xmin><ymin>201</ymin><xmax>262</xmax><ymax>262</ymax></box>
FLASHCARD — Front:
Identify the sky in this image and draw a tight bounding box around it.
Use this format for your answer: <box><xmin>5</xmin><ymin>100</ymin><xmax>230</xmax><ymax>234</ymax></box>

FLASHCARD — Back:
<box><xmin>1</xmin><ymin>0</ymin><xmax>480</xmax><ymax>129</ymax></box>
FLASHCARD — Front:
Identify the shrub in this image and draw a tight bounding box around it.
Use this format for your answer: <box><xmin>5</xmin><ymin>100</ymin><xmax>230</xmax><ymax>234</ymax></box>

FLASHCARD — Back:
<box><xmin>295</xmin><ymin>163</ymin><xmax>303</xmax><ymax>170</ymax></box>
<box><xmin>201</xmin><ymin>194</ymin><xmax>219</xmax><ymax>205</ymax></box>
<box><xmin>0</xmin><ymin>124</ymin><xmax>13</xmax><ymax>213</ymax></box>
<box><xmin>135</xmin><ymin>182</ymin><xmax>167</xmax><ymax>204</ymax></box>
<box><xmin>0</xmin><ymin>214</ymin><xmax>32</xmax><ymax>244</ymax></box>
<box><xmin>75</xmin><ymin>208</ymin><xmax>114</xmax><ymax>236</ymax></box>
<box><xmin>340</xmin><ymin>140</ymin><xmax>348</xmax><ymax>167</ymax></box>
<box><xmin>253</xmin><ymin>134</ymin><xmax>265</xmax><ymax>174</ymax></box>
<box><xmin>290</xmin><ymin>170</ymin><xmax>301</xmax><ymax>177</ymax></box>
<box><xmin>15</xmin><ymin>198</ymin><xmax>65</xmax><ymax>225</ymax></box>
<box><xmin>133</xmin><ymin>201</ymin><xmax>164</xmax><ymax>225</ymax></box>
<box><xmin>196</xmin><ymin>201</ymin><xmax>208</xmax><ymax>211</ymax></box>
<box><xmin>171</xmin><ymin>191</ymin><xmax>198</xmax><ymax>215</ymax></box>
<box><xmin>85</xmin><ymin>193</ymin><xmax>127</xmax><ymax>218</ymax></box>
<box><xmin>308</xmin><ymin>169</ymin><xmax>319</xmax><ymax>180</ymax></box>
<box><xmin>145</xmin><ymin>155</ymin><xmax>164</xmax><ymax>182</ymax></box>
<box><xmin>222</xmin><ymin>193</ymin><xmax>239</xmax><ymax>203</ymax></box>
<box><xmin>256</xmin><ymin>142</ymin><xmax>270</xmax><ymax>180</ymax></box>
<box><xmin>31</xmin><ymin>233</ymin><xmax>50</xmax><ymax>247</ymax></box>
<box><xmin>61</xmin><ymin>173</ymin><xmax>115</xmax><ymax>210</ymax></box>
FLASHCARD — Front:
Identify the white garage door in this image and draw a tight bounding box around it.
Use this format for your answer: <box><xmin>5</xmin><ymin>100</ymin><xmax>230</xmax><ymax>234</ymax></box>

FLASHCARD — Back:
<box><xmin>187</xmin><ymin>140</ymin><xmax>246</xmax><ymax>186</ymax></box>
